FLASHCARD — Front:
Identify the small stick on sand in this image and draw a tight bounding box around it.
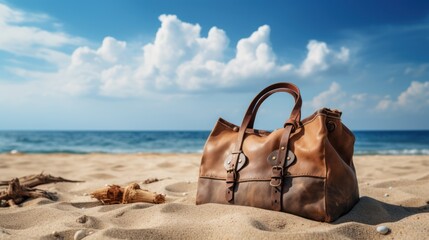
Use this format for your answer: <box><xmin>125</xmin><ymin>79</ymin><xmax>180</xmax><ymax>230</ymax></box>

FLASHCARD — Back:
<box><xmin>142</xmin><ymin>177</ymin><xmax>170</xmax><ymax>184</ymax></box>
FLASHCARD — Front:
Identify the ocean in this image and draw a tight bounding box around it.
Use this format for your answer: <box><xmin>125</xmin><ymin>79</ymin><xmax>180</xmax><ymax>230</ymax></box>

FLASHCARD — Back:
<box><xmin>0</xmin><ymin>130</ymin><xmax>428</xmax><ymax>155</ymax></box>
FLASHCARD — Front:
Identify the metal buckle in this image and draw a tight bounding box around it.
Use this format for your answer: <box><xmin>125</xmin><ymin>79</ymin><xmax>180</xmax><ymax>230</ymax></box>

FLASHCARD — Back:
<box><xmin>272</xmin><ymin>165</ymin><xmax>283</xmax><ymax>174</ymax></box>
<box><xmin>270</xmin><ymin>166</ymin><xmax>283</xmax><ymax>187</ymax></box>
<box><xmin>270</xmin><ymin>179</ymin><xmax>282</xmax><ymax>187</ymax></box>
<box><xmin>226</xmin><ymin>168</ymin><xmax>236</xmax><ymax>184</ymax></box>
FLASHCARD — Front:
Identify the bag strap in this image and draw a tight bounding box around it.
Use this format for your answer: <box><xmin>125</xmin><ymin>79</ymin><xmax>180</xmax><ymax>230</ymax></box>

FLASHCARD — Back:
<box><xmin>248</xmin><ymin>88</ymin><xmax>301</xmax><ymax>129</ymax></box>
<box><xmin>225</xmin><ymin>82</ymin><xmax>302</xmax><ymax>204</ymax></box>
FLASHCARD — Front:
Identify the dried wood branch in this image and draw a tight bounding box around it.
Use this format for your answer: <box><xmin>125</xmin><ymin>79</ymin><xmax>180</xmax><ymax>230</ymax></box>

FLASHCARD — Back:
<box><xmin>0</xmin><ymin>173</ymin><xmax>82</xmax><ymax>207</ymax></box>
<box><xmin>91</xmin><ymin>183</ymin><xmax>165</xmax><ymax>205</ymax></box>
<box><xmin>0</xmin><ymin>172</ymin><xmax>82</xmax><ymax>188</ymax></box>
<box><xmin>0</xmin><ymin>178</ymin><xmax>57</xmax><ymax>207</ymax></box>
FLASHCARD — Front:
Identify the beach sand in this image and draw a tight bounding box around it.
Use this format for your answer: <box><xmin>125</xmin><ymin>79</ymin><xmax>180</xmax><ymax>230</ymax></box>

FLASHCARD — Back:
<box><xmin>0</xmin><ymin>153</ymin><xmax>428</xmax><ymax>239</ymax></box>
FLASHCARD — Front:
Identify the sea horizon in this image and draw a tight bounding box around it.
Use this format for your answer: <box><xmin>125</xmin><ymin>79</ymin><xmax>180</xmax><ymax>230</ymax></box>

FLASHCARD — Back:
<box><xmin>1</xmin><ymin>130</ymin><xmax>428</xmax><ymax>155</ymax></box>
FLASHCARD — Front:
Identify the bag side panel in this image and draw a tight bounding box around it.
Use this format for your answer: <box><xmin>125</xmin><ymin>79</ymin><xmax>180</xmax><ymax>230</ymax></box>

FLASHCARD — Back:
<box><xmin>281</xmin><ymin>177</ymin><xmax>326</xmax><ymax>221</ymax></box>
<box><xmin>198</xmin><ymin>119</ymin><xmax>237</xmax><ymax>179</ymax></box>
<box><xmin>324</xmin><ymin>116</ymin><xmax>359</xmax><ymax>222</ymax></box>
<box><xmin>196</xmin><ymin>119</ymin><xmax>236</xmax><ymax>204</ymax></box>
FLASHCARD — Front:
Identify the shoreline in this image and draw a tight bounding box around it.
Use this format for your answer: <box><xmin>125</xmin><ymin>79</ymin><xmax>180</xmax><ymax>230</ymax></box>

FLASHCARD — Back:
<box><xmin>2</xmin><ymin>152</ymin><xmax>429</xmax><ymax>156</ymax></box>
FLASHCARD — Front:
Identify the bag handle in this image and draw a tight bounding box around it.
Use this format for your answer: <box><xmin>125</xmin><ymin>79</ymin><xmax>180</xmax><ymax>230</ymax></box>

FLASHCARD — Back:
<box><xmin>242</xmin><ymin>82</ymin><xmax>302</xmax><ymax>132</ymax></box>
<box><xmin>225</xmin><ymin>82</ymin><xmax>302</xmax><ymax>203</ymax></box>
<box><xmin>248</xmin><ymin>88</ymin><xmax>301</xmax><ymax>129</ymax></box>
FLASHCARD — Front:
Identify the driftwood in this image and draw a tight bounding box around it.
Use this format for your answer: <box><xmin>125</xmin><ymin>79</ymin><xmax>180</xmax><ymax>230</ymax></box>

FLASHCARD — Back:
<box><xmin>0</xmin><ymin>173</ymin><xmax>83</xmax><ymax>207</ymax></box>
<box><xmin>91</xmin><ymin>183</ymin><xmax>165</xmax><ymax>204</ymax></box>
<box><xmin>0</xmin><ymin>172</ymin><xmax>82</xmax><ymax>188</ymax></box>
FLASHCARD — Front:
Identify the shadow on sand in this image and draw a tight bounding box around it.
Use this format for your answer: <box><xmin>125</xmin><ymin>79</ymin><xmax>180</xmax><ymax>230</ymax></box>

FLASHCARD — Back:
<box><xmin>334</xmin><ymin>196</ymin><xmax>429</xmax><ymax>225</ymax></box>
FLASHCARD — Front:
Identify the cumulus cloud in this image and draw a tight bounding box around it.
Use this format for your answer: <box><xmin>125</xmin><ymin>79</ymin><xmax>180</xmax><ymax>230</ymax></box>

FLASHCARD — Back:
<box><xmin>0</xmin><ymin>3</ymin><xmax>83</xmax><ymax>64</ymax></box>
<box><xmin>8</xmin><ymin>14</ymin><xmax>297</xmax><ymax>96</ymax></box>
<box><xmin>296</xmin><ymin>40</ymin><xmax>349</xmax><ymax>77</ymax></box>
<box><xmin>309</xmin><ymin>82</ymin><xmax>344</xmax><ymax>109</ymax></box>
<box><xmin>136</xmin><ymin>15</ymin><xmax>292</xmax><ymax>91</ymax></box>
<box><xmin>1</xmin><ymin>3</ymin><xmax>351</xmax><ymax>98</ymax></box>
<box><xmin>376</xmin><ymin>81</ymin><xmax>429</xmax><ymax>111</ymax></box>
<box><xmin>308</xmin><ymin>82</ymin><xmax>366</xmax><ymax>110</ymax></box>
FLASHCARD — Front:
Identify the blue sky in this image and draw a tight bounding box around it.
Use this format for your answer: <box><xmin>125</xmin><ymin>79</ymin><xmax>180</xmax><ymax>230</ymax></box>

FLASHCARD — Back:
<box><xmin>0</xmin><ymin>0</ymin><xmax>428</xmax><ymax>130</ymax></box>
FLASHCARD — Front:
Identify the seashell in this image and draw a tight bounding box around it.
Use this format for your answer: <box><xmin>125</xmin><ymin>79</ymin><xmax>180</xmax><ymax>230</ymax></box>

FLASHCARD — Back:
<box><xmin>376</xmin><ymin>225</ymin><xmax>390</xmax><ymax>235</ymax></box>
<box><xmin>74</xmin><ymin>230</ymin><xmax>86</xmax><ymax>240</ymax></box>
<box><xmin>384</xmin><ymin>193</ymin><xmax>389</xmax><ymax>197</ymax></box>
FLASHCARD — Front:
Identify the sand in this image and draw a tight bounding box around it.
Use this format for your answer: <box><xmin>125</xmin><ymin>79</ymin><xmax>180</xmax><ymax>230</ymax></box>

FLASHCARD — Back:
<box><xmin>0</xmin><ymin>153</ymin><xmax>428</xmax><ymax>240</ymax></box>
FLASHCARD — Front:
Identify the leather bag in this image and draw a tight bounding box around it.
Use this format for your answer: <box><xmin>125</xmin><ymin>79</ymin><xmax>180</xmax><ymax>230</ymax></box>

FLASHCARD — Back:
<box><xmin>196</xmin><ymin>82</ymin><xmax>359</xmax><ymax>222</ymax></box>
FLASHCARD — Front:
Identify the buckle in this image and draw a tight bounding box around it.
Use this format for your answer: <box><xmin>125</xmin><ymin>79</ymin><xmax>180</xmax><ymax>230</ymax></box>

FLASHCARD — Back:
<box><xmin>270</xmin><ymin>166</ymin><xmax>283</xmax><ymax>187</ymax></box>
<box><xmin>270</xmin><ymin>178</ymin><xmax>282</xmax><ymax>187</ymax></box>
<box><xmin>272</xmin><ymin>165</ymin><xmax>283</xmax><ymax>174</ymax></box>
<box><xmin>226</xmin><ymin>168</ymin><xmax>236</xmax><ymax>184</ymax></box>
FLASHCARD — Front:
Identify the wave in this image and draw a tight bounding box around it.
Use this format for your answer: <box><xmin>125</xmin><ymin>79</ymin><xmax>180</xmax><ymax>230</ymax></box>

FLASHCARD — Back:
<box><xmin>3</xmin><ymin>148</ymin><xmax>204</xmax><ymax>154</ymax></box>
<box><xmin>1</xmin><ymin>130</ymin><xmax>429</xmax><ymax>155</ymax></box>
<box><xmin>4</xmin><ymin>148</ymin><xmax>429</xmax><ymax>155</ymax></box>
<box><xmin>355</xmin><ymin>149</ymin><xmax>429</xmax><ymax>155</ymax></box>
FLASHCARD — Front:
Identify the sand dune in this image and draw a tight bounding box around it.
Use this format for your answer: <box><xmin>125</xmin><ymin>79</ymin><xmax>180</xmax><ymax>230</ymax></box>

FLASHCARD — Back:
<box><xmin>0</xmin><ymin>154</ymin><xmax>428</xmax><ymax>239</ymax></box>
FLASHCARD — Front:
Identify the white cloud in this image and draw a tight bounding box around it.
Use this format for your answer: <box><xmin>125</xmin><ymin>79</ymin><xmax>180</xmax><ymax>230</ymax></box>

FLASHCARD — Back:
<box><xmin>7</xmin><ymin>14</ymin><xmax>297</xmax><ymax>96</ymax></box>
<box><xmin>376</xmin><ymin>81</ymin><xmax>429</xmax><ymax>111</ymax></box>
<box><xmin>0</xmin><ymin>4</ymin><xmax>351</xmax><ymax>98</ymax></box>
<box><xmin>296</xmin><ymin>40</ymin><xmax>349</xmax><ymax>77</ymax></box>
<box><xmin>310</xmin><ymin>82</ymin><xmax>344</xmax><ymax>109</ymax></box>
<box><xmin>375</xmin><ymin>97</ymin><xmax>392</xmax><ymax>110</ymax></box>
<box><xmin>136</xmin><ymin>15</ymin><xmax>292</xmax><ymax>91</ymax></box>
<box><xmin>0</xmin><ymin>3</ymin><xmax>83</xmax><ymax>64</ymax></box>
<box><xmin>308</xmin><ymin>82</ymin><xmax>366</xmax><ymax>110</ymax></box>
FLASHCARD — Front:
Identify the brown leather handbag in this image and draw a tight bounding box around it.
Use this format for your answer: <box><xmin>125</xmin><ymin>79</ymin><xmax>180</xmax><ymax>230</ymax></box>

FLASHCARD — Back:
<box><xmin>196</xmin><ymin>82</ymin><xmax>359</xmax><ymax>222</ymax></box>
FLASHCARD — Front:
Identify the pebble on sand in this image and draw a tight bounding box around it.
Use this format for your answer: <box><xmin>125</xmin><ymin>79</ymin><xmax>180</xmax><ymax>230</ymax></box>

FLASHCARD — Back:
<box><xmin>52</xmin><ymin>231</ymin><xmax>61</xmax><ymax>238</ymax></box>
<box><xmin>74</xmin><ymin>230</ymin><xmax>86</xmax><ymax>240</ymax></box>
<box><xmin>76</xmin><ymin>215</ymin><xmax>88</xmax><ymax>224</ymax></box>
<box><xmin>384</xmin><ymin>193</ymin><xmax>389</xmax><ymax>197</ymax></box>
<box><xmin>376</xmin><ymin>225</ymin><xmax>390</xmax><ymax>235</ymax></box>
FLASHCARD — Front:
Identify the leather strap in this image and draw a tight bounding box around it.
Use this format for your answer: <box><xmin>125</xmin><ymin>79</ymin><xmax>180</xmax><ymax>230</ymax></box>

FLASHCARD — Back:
<box><xmin>225</xmin><ymin>82</ymin><xmax>302</xmax><ymax>203</ymax></box>
<box><xmin>270</xmin><ymin>124</ymin><xmax>294</xmax><ymax>211</ymax></box>
<box><xmin>248</xmin><ymin>88</ymin><xmax>301</xmax><ymax>129</ymax></box>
